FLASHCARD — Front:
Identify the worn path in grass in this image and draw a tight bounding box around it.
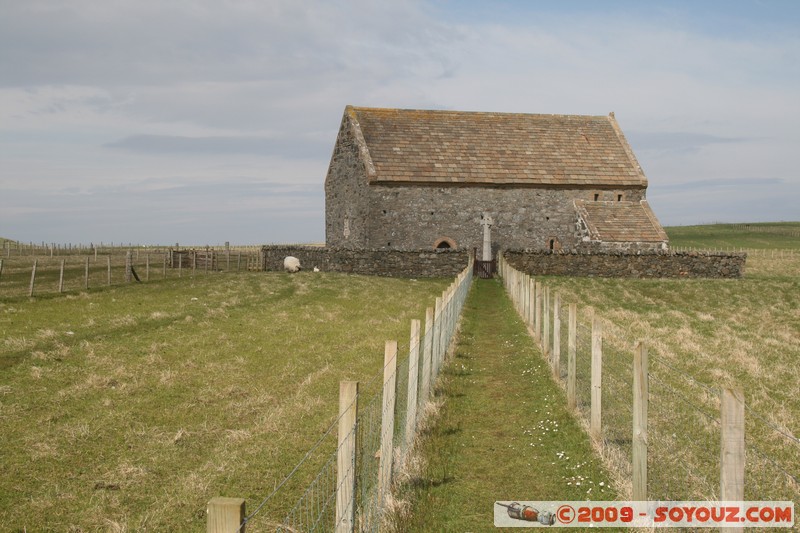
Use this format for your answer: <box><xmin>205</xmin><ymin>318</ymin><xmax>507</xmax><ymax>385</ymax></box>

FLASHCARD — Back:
<box><xmin>405</xmin><ymin>278</ymin><xmax>614</xmax><ymax>530</ymax></box>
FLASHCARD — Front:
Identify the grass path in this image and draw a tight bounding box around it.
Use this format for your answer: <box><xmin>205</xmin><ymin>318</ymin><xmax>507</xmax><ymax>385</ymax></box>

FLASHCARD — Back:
<box><xmin>404</xmin><ymin>279</ymin><xmax>614</xmax><ymax>531</ymax></box>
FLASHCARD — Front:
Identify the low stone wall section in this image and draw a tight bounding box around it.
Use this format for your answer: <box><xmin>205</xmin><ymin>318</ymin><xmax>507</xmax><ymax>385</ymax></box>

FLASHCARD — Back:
<box><xmin>504</xmin><ymin>249</ymin><xmax>746</xmax><ymax>278</ymax></box>
<box><xmin>262</xmin><ymin>246</ymin><xmax>469</xmax><ymax>278</ymax></box>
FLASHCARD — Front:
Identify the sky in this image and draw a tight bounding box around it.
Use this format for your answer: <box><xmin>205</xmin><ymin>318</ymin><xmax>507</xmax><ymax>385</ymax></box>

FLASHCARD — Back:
<box><xmin>1</xmin><ymin>0</ymin><xmax>799</xmax><ymax>245</ymax></box>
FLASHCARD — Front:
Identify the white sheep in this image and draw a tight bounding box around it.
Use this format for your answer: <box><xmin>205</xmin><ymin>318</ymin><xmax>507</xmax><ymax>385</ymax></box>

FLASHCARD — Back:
<box><xmin>283</xmin><ymin>256</ymin><xmax>301</xmax><ymax>273</ymax></box>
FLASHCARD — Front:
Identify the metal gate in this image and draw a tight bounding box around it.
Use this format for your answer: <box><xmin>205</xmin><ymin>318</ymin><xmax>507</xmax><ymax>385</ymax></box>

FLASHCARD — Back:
<box><xmin>473</xmin><ymin>259</ymin><xmax>496</xmax><ymax>279</ymax></box>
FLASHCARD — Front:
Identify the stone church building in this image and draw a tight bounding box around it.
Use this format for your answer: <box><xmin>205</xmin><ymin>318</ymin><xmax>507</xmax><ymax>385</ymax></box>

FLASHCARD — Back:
<box><xmin>324</xmin><ymin>106</ymin><xmax>668</xmax><ymax>257</ymax></box>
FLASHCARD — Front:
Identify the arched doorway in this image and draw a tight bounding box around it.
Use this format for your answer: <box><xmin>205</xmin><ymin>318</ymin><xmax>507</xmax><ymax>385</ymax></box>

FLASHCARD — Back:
<box><xmin>433</xmin><ymin>237</ymin><xmax>457</xmax><ymax>250</ymax></box>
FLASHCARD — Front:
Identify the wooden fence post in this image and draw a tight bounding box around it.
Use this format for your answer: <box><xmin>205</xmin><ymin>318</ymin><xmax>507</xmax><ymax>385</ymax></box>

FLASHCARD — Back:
<box><xmin>146</xmin><ymin>254</ymin><xmax>150</xmax><ymax>281</ymax></box>
<box><xmin>29</xmin><ymin>259</ymin><xmax>37</xmax><ymax>297</ymax></box>
<box><xmin>632</xmin><ymin>342</ymin><xmax>648</xmax><ymax>501</ymax></box>
<box><xmin>378</xmin><ymin>341</ymin><xmax>398</xmax><ymax>510</ymax></box>
<box><xmin>567</xmin><ymin>303</ymin><xmax>577</xmax><ymax>410</ymax></box>
<box><xmin>528</xmin><ymin>278</ymin><xmax>536</xmax><ymax>328</ymax></box>
<box><xmin>543</xmin><ymin>286</ymin><xmax>550</xmax><ymax>356</ymax></box>
<box><xmin>107</xmin><ymin>256</ymin><xmax>112</xmax><ymax>286</ymax></box>
<box><xmin>552</xmin><ymin>292</ymin><xmax>561</xmax><ymax>378</ymax></box>
<box><xmin>179</xmin><ymin>253</ymin><xmax>183</xmax><ymax>277</ymax></box>
<box><xmin>405</xmin><ymin>320</ymin><xmax>421</xmax><ymax>454</ymax></box>
<box><xmin>522</xmin><ymin>275</ymin><xmax>527</xmax><ymax>323</ymax></box>
<box><xmin>432</xmin><ymin>297</ymin><xmax>442</xmax><ymax>379</ymax></box>
<box><xmin>590</xmin><ymin>316</ymin><xmax>602</xmax><ymax>440</ymax></box>
<box><xmin>0</xmin><ymin>259</ymin><xmax>3</xmax><ymax>284</ymax></box>
<box><xmin>534</xmin><ymin>282</ymin><xmax>542</xmax><ymax>343</ymax></box>
<box><xmin>58</xmin><ymin>259</ymin><xmax>65</xmax><ymax>293</ymax></box>
<box><xmin>125</xmin><ymin>251</ymin><xmax>132</xmax><ymax>283</ymax></box>
<box><xmin>163</xmin><ymin>254</ymin><xmax>167</xmax><ymax>279</ymax></box>
<box><xmin>421</xmin><ymin>307</ymin><xmax>434</xmax><ymax>403</ymax></box>
<box><xmin>206</xmin><ymin>497</ymin><xmax>246</xmax><ymax>533</ymax></box>
<box><xmin>720</xmin><ymin>387</ymin><xmax>745</xmax><ymax>527</ymax></box>
<box><xmin>335</xmin><ymin>380</ymin><xmax>359</xmax><ymax>533</ymax></box>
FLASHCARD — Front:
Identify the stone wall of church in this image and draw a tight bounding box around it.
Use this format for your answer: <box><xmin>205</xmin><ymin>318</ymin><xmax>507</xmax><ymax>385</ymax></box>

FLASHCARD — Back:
<box><xmin>365</xmin><ymin>184</ymin><xmax>645</xmax><ymax>257</ymax></box>
<box><xmin>324</xmin><ymin>115</ymin><xmax>371</xmax><ymax>249</ymax></box>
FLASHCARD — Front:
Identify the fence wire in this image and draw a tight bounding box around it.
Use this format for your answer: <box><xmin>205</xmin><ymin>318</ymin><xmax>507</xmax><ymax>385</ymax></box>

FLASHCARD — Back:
<box><xmin>242</xmin><ymin>266</ymin><xmax>473</xmax><ymax>532</ymax></box>
<box><xmin>498</xmin><ymin>258</ymin><xmax>799</xmax><ymax>514</ymax></box>
<box><xmin>599</xmin><ymin>338</ymin><xmax>633</xmax><ymax>482</ymax></box>
<box><xmin>355</xmin><ymin>387</ymin><xmax>384</xmax><ymax>533</ymax></box>
<box><xmin>744</xmin><ymin>408</ymin><xmax>800</xmax><ymax>513</ymax></box>
<box><xmin>648</xmin><ymin>372</ymin><xmax>721</xmax><ymax>501</ymax></box>
<box><xmin>573</xmin><ymin>320</ymin><xmax>593</xmax><ymax>416</ymax></box>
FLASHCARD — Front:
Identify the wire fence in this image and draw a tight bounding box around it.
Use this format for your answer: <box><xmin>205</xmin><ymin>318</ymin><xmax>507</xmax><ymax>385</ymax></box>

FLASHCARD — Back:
<box><xmin>670</xmin><ymin>246</ymin><xmax>800</xmax><ymax>257</ymax></box>
<box><xmin>498</xmin><ymin>255</ymin><xmax>799</xmax><ymax>513</ymax></box>
<box><xmin>205</xmin><ymin>259</ymin><xmax>474</xmax><ymax>532</ymax></box>
<box><xmin>0</xmin><ymin>240</ymin><xmax>264</xmax><ymax>257</ymax></box>
<box><xmin>0</xmin><ymin>247</ymin><xmax>263</xmax><ymax>299</ymax></box>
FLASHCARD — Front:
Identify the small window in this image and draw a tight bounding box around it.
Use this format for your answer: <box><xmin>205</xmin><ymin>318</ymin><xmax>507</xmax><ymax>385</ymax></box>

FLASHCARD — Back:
<box><xmin>617</xmin><ymin>194</ymin><xmax>623</xmax><ymax>202</ymax></box>
<box><xmin>549</xmin><ymin>239</ymin><xmax>555</xmax><ymax>250</ymax></box>
<box><xmin>436</xmin><ymin>241</ymin><xmax>451</xmax><ymax>249</ymax></box>
<box><xmin>382</xmin><ymin>209</ymin><xmax>387</xmax><ymax>215</ymax></box>
<box><xmin>594</xmin><ymin>193</ymin><xmax>600</xmax><ymax>201</ymax></box>
<box><xmin>387</xmin><ymin>242</ymin><xmax>391</xmax><ymax>247</ymax></box>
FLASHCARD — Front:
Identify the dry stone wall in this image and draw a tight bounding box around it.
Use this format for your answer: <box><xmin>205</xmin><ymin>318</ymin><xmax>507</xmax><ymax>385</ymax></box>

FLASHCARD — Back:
<box><xmin>262</xmin><ymin>246</ymin><xmax>469</xmax><ymax>278</ymax></box>
<box><xmin>504</xmin><ymin>249</ymin><xmax>746</xmax><ymax>278</ymax></box>
<box><xmin>262</xmin><ymin>247</ymin><xmax>745</xmax><ymax>279</ymax></box>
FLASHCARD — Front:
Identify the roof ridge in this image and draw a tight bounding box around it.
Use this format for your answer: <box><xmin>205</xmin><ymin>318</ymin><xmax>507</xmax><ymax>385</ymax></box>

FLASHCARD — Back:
<box><xmin>348</xmin><ymin>105</ymin><xmax>608</xmax><ymax>120</ymax></box>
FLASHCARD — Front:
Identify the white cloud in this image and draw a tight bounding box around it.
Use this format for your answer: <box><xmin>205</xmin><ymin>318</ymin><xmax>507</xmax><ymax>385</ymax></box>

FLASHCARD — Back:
<box><xmin>1</xmin><ymin>0</ymin><xmax>798</xmax><ymax>242</ymax></box>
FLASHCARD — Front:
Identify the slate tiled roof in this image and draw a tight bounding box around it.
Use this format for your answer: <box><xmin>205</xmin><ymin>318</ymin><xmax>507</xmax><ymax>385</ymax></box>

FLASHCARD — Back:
<box><xmin>576</xmin><ymin>200</ymin><xmax>668</xmax><ymax>242</ymax></box>
<box><xmin>347</xmin><ymin>106</ymin><xmax>647</xmax><ymax>187</ymax></box>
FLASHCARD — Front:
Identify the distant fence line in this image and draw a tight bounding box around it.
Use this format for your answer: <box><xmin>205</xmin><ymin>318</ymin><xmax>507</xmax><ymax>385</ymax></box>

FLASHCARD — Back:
<box><xmin>206</xmin><ymin>258</ymin><xmax>475</xmax><ymax>532</ymax></box>
<box><xmin>727</xmin><ymin>224</ymin><xmax>800</xmax><ymax>238</ymax></box>
<box><xmin>0</xmin><ymin>249</ymin><xmax>262</xmax><ymax>299</ymax></box>
<box><xmin>1</xmin><ymin>240</ymin><xmax>264</xmax><ymax>258</ymax></box>
<box><xmin>498</xmin><ymin>256</ymin><xmax>799</xmax><ymax>513</ymax></box>
<box><xmin>670</xmin><ymin>246</ymin><xmax>799</xmax><ymax>258</ymax></box>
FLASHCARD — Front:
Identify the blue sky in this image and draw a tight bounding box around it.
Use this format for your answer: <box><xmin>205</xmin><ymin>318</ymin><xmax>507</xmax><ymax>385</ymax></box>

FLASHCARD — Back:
<box><xmin>1</xmin><ymin>0</ymin><xmax>798</xmax><ymax>245</ymax></box>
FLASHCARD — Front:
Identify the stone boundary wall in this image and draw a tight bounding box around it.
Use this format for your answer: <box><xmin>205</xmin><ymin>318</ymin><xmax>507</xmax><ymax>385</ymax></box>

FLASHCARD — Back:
<box><xmin>504</xmin><ymin>249</ymin><xmax>746</xmax><ymax>278</ymax></box>
<box><xmin>262</xmin><ymin>246</ymin><xmax>470</xmax><ymax>278</ymax></box>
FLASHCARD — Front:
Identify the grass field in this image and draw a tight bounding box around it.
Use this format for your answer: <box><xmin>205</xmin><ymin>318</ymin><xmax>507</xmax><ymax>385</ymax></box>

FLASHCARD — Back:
<box><xmin>542</xmin><ymin>225</ymin><xmax>799</xmax><ymax>508</ymax></box>
<box><xmin>2</xmin><ymin>224</ymin><xmax>797</xmax><ymax>530</ymax></box>
<box><xmin>0</xmin><ymin>272</ymin><xmax>449</xmax><ymax>531</ymax></box>
<box><xmin>666</xmin><ymin>221</ymin><xmax>800</xmax><ymax>250</ymax></box>
<box><xmin>404</xmin><ymin>223</ymin><xmax>798</xmax><ymax>529</ymax></box>
<box><xmin>402</xmin><ymin>280</ymin><xmax>616</xmax><ymax>530</ymax></box>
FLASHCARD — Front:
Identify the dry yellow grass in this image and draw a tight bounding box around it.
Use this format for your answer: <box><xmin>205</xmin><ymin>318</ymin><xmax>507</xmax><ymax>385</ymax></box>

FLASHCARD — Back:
<box><xmin>0</xmin><ymin>271</ymin><xmax>450</xmax><ymax>531</ymax></box>
<box><xmin>545</xmin><ymin>252</ymin><xmax>800</xmax><ymax>506</ymax></box>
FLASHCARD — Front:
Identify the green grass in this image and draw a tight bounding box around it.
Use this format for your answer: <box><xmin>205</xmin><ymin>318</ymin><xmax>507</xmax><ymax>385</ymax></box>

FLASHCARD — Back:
<box><xmin>666</xmin><ymin>222</ymin><xmax>800</xmax><ymax>249</ymax></box>
<box><xmin>402</xmin><ymin>280</ymin><xmax>615</xmax><ymax>530</ymax></box>
<box><xmin>0</xmin><ymin>272</ymin><xmax>449</xmax><ymax>531</ymax></box>
<box><xmin>406</xmin><ymin>223</ymin><xmax>798</xmax><ymax>529</ymax></box>
<box><xmin>541</xmin><ymin>245</ymin><xmax>799</xmax><ymax>507</ymax></box>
